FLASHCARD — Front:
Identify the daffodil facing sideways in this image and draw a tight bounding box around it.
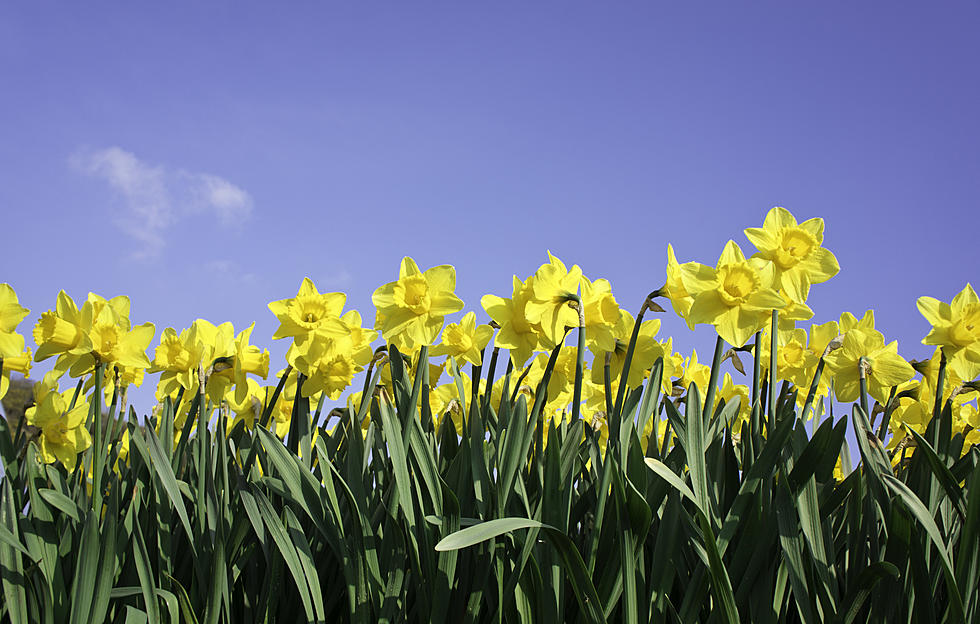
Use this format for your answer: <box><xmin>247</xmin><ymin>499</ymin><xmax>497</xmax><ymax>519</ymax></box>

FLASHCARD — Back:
<box><xmin>0</xmin><ymin>283</ymin><xmax>30</xmax><ymax>334</ymax></box>
<box><xmin>32</xmin><ymin>291</ymin><xmax>92</xmax><ymax>372</ymax></box>
<box><xmin>758</xmin><ymin>327</ymin><xmax>819</xmax><ymax>391</ymax></box>
<box><xmin>373</xmin><ymin>257</ymin><xmax>465</xmax><ymax>352</ymax></box>
<box><xmin>678</xmin><ymin>349</ymin><xmax>712</xmax><ymax>397</ymax></box>
<box><xmin>578</xmin><ymin>275</ymin><xmax>622</xmax><ymax>353</ymax></box>
<box><xmin>482</xmin><ymin>275</ymin><xmax>540</xmax><ymax>368</ymax></box>
<box><xmin>210</xmin><ymin>323</ymin><xmax>271</xmax><ymax>403</ymax></box>
<box><xmin>524</xmin><ymin>252</ymin><xmax>583</xmax><ymax>348</ymax></box>
<box><xmin>917</xmin><ymin>283</ymin><xmax>980</xmax><ymax>381</ymax></box>
<box><xmin>664</xmin><ymin>244</ymin><xmax>697</xmax><ymax>329</ymax></box>
<box><xmin>589</xmin><ymin>309</ymin><xmax>662</xmax><ymax>391</ymax></box>
<box><xmin>744</xmin><ymin>206</ymin><xmax>840</xmax><ymax>304</ymax></box>
<box><xmin>824</xmin><ymin>328</ymin><xmax>915</xmax><ymax>404</ymax></box>
<box><xmin>0</xmin><ymin>284</ymin><xmax>32</xmax><ymax>399</ymax></box>
<box><xmin>0</xmin><ymin>331</ymin><xmax>32</xmax><ymax>400</ymax></box>
<box><xmin>431</xmin><ymin>311</ymin><xmax>494</xmax><ymax>367</ymax></box>
<box><xmin>24</xmin><ymin>383</ymin><xmax>92</xmax><ymax>470</ymax></box>
<box><xmin>681</xmin><ymin>240</ymin><xmax>785</xmax><ymax>347</ymax></box>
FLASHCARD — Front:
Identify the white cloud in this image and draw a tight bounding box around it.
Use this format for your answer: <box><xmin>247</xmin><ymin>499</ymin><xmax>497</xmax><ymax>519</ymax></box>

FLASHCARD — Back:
<box><xmin>71</xmin><ymin>146</ymin><xmax>253</xmax><ymax>258</ymax></box>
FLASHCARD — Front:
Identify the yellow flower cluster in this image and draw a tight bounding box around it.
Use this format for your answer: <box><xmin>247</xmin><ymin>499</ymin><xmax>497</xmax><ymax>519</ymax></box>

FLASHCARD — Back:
<box><xmin>3</xmin><ymin>206</ymin><xmax>978</xmax><ymax>470</ymax></box>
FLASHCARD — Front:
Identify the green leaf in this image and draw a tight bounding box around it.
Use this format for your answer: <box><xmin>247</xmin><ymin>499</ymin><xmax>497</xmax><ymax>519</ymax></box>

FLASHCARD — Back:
<box><xmin>0</xmin><ymin>477</ymin><xmax>28</xmax><ymax>624</ymax></box>
<box><xmin>37</xmin><ymin>488</ymin><xmax>81</xmax><ymax>522</ymax></box>
<box><xmin>881</xmin><ymin>473</ymin><xmax>965</xmax><ymax>622</ymax></box>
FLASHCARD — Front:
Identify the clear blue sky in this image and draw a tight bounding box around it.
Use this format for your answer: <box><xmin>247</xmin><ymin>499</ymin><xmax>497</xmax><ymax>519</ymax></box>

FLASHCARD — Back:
<box><xmin>3</xmin><ymin>3</ymin><xmax>978</xmax><ymax>411</ymax></box>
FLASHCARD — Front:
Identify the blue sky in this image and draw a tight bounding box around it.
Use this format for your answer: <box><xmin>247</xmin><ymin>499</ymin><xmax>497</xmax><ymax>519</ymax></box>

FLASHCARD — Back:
<box><xmin>2</xmin><ymin>3</ymin><xmax>978</xmax><ymax>411</ymax></box>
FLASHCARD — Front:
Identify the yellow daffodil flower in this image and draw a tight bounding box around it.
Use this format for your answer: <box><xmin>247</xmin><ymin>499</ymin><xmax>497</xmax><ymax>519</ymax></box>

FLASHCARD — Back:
<box><xmin>917</xmin><ymin>283</ymin><xmax>980</xmax><ymax>381</ymax></box>
<box><xmin>716</xmin><ymin>373</ymin><xmax>750</xmax><ymax>424</ymax></box>
<box><xmin>744</xmin><ymin>206</ymin><xmax>840</xmax><ymax>304</ymax></box>
<box><xmin>24</xmin><ymin>385</ymin><xmax>92</xmax><ymax>470</ymax></box>
<box><xmin>524</xmin><ymin>252</ymin><xmax>583</xmax><ymax>348</ymax></box>
<box><xmin>664</xmin><ymin>244</ymin><xmax>698</xmax><ymax>328</ymax></box>
<box><xmin>482</xmin><ymin>275</ymin><xmax>540</xmax><ymax>368</ymax></box>
<box><xmin>0</xmin><ymin>283</ymin><xmax>30</xmax><ymax>334</ymax></box>
<box><xmin>774</xmin><ymin>289</ymin><xmax>813</xmax><ymax>337</ymax></box>
<box><xmin>807</xmin><ymin>321</ymin><xmax>841</xmax><ymax>358</ymax></box>
<box><xmin>224</xmin><ymin>378</ymin><xmax>263</xmax><ymax>434</ymax></box>
<box><xmin>681</xmin><ymin>240</ymin><xmax>785</xmax><ymax>347</ymax></box>
<box><xmin>840</xmin><ymin>310</ymin><xmax>875</xmax><ymax>333</ymax></box>
<box><xmin>0</xmin><ymin>332</ymin><xmax>32</xmax><ymax>400</ymax></box>
<box><xmin>679</xmin><ymin>349</ymin><xmax>712</xmax><ymax>396</ymax></box>
<box><xmin>32</xmin><ymin>291</ymin><xmax>92</xmax><ymax>373</ymax></box>
<box><xmin>824</xmin><ymin>328</ymin><xmax>915</xmax><ymax>404</ymax></box>
<box><xmin>431</xmin><ymin>311</ymin><xmax>494</xmax><ymax>366</ymax></box>
<box><xmin>579</xmin><ymin>275</ymin><xmax>622</xmax><ymax>353</ymax></box>
<box><xmin>300</xmin><ymin>350</ymin><xmax>359</xmax><ymax>400</ymax></box>
<box><xmin>210</xmin><ymin>323</ymin><xmax>270</xmax><ymax>403</ymax></box>
<box><xmin>269</xmin><ymin>277</ymin><xmax>347</xmax><ymax>342</ymax></box>
<box><xmin>588</xmin><ymin>310</ymin><xmax>661</xmax><ymax>391</ymax></box>
<box><xmin>373</xmin><ymin>257</ymin><xmax>464</xmax><ymax>352</ymax></box>
<box><xmin>759</xmin><ymin>327</ymin><xmax>818</xmax><ymax>391</ymax></box>
<box><xmin>68</xmin><ymin>303</ymin><xmax>155</xmax><ymax>377</ymax></box>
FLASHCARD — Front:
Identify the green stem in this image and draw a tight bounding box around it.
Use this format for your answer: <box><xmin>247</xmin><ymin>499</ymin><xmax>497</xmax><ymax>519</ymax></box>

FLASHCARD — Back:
<box><xmin>931</xmin><ymin>348</ymin><xmax>947</xmax><ymax>448</ymax></box>
<box><xmin>801</xmin><ymin>357</ymin><xmax>826</xmax><ymax>422</ymax></box>
<box><xmin>483</xmin><ymin>346</ymin><xmax>500</xmax><ymax>412</ymax></box>
<box><xmin>768</xmin><ymin>310</ymin><xmax>779</xmax><ymax>431</ymax></box>
<box><xmin>751</xmin><ymin>331</ymin><xmax>762</xmax><ymax>433</ymax></box>
<box><xmin>91</xmin><ymin>363</ymin><xmax>105</xmax><ymax>515</ymax></box>
<box><xmin>613</xmin><ymin>293</ymin><xmax>656</xmax><ymax>419</ymax></box>
<box><xmin>858</xmin><ymin>356</ymin><xmax>870</xmax><ymax>418</ymax></box>
<box><xmin>603</xmin><ymin>352</ymin><xmax>614</xmax><ymax>418</ymax></box>
<box><xmin>701</xmin><ymin>335</ymin><xmax>725</xmax><ymax>420</ymax></box>
<box><xmin>571</xmin><ymin>296</ymin><xmax>586</xmax><ymax>426</ymax></box>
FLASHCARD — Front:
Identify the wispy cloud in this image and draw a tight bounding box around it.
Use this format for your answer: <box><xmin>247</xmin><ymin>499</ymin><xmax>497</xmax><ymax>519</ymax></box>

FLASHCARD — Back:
<box><xmin>71</xmin><ymin>146</ymin><xmax>253</xmax><ymax>258</ymax></box>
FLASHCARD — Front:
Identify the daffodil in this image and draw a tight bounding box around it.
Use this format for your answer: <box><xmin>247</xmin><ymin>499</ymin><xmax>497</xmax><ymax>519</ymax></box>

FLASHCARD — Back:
<box><xmin>68</xmin><ymin>303</ymin><xmax>154</xmax><ymax>377</ymax></box>
<box><xmin>744</xmin><ymin>206</ymin><xmax>840</xmax><ymax>304</ymax></box>
<box><xmin>664</xmin><ymin>244</ymin><xmax>700</xmax><ymax>329</ymax></box>
<box><xmin>151</xmin><ymin>319</ymin><xmax>233</xmax><ymax>401</ymax></box>
<box><xmin>32</xmin><ymin>291</ymin><xmax>92</xmax><ymax>374</ymax></box>
<box><xmin>807</xmin><ymin>321</ymin><xmax>841</xmax><ymax>358</ymax></box>
<box><xmin>681</xmin><ymin>240</ymin><xmax>785</xmax><ymax>347</ymax></box>
<box><xmin>431</xmin><ymin>311</ymin><xmax>494</xmax><ymax>366</ymax></box>
<box><xmin>224</xmin><ymin>378</ymin><xmax>263</xmax><ymax>434</ymax></box>
<box><xmin>579</xmin><ymin>275</ymin><xmax>621</xmax><ymax>352</ymax></box>
<box><xmin>300</xmin><ymin>350</ymin><xmax>359</xmax><ymax>400</ymax></box>
<box><xmin>0</xmin><ymin>332</ymin><xmax>32</xmax><ymax>400</ymax></box>
<box><xmin>0</xmin><ymin>283</ymin><xmax>30</xmax><ymax>334</ymax></box>
<box><xmin>524</xmin><ymin>252</ymin><xmax>582</xmax><ymax>348</ymax></box>
<box><xmin>658</xmin><ymin>339</ymin><xmax>685</xmax><ymax>395</ymax></box>
<box><xmin>269</xmin><ymin>278</ymin><xmax>347</xmax><ymax>342</ymax></box>
<box><xmin>373</xmin><ymin>257</ymin><xmax>464</xmax><ymax>352</ymax></box>
<box><xmin>588</xmin><ymin>310</ymin><xmax>661</xmax><ymax>391</ymax></box>
<box><xmin>824</xmin><ymin>329</ymin><xmax>915</xmax><ymax>404</ymax></box>
<box><xmin>24</xmin><ymin>384</ymin><xmax>92</xmax><ymax>470</ymax></box>
<box><xmin>210</xmin><ymin>323</ymin><xmax>270</xmax><ymax>403</ymax></box>
<box><xmin>716</xmin><ymin>373</ymin><xmax>750</xmax><ymax>425</ymax></box>
<box><xmin>482</xmin><ymin>276</ymin><xmax>540</xmax><ymax>368</ymax></box>
<box><xmin>430</xmin><ymin>373</ymin><xmax>486</xmax><ymax>434</ymax></box>
<box><xmin>678</xmin><ymin>349</ymin><xmax>712</xmax><ymax>396</ymax></box>
<box><xmin>917</xmin><ymin>283</ymin><xmax>980</xmax><ymax>381</ymax></box>
<box><xmin>774</xmin><ymin>290</ymin><xmax>814</xmax><ymax>336</ymax></box>
<box><xmin>758</xmin><ymin>327</ymin><xmax>818</xmax><ymax>391</ymax></box>
<box><xmin>840</xmin><ymin>310</ymin><xmax>875</xmax><ymax>333</ymax></box>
